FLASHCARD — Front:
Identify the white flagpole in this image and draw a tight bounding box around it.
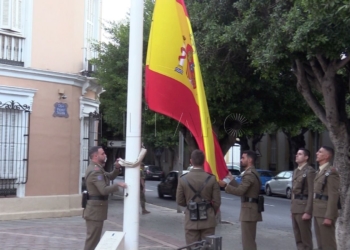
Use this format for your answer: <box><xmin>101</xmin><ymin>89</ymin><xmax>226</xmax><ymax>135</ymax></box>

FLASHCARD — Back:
<box><xmin>123</xmin><ymin>0</ymin><xmax>144</xmax><ymax>249</ymax></box>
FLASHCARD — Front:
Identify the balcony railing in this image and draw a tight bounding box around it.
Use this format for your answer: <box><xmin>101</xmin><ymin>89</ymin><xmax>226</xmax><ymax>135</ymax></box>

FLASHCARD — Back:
<box><xmin>0</xmin><ymin>33</ymin><xmax>25</xmax><ymax>67</ymax></box>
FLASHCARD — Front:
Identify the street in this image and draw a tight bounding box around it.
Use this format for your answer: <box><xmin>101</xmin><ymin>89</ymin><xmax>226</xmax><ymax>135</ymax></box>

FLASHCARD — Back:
<box><xmin>145</xmin><ymin>179</ymin><xmax>293</xmax><ymax>233</ymax></box>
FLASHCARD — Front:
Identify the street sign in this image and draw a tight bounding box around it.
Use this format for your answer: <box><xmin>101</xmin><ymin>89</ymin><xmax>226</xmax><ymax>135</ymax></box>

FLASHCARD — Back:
<box><xmin>107</xmin><ymin>140</ymin><xmax>126</xmax><ymax>148</ymax></box>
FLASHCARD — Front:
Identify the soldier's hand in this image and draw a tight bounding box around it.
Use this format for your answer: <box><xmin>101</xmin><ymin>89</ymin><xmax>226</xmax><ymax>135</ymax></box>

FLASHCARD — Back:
<box><xmin>114</xmin><ymin>159</ymin><xmax>121</xmax><ymax>169</ymax></box>
<box><xmin>302</xmin><ymin>213</ymin><xmax>311</xmax><ymax>220</ymax></box>
<box><xmin>323</xmin><ymin>218</ymin><xmax>332</xmax><ymax>226</ymax></box>
<box><xmin>226</xmin><ymin>172</ymin><xmax>233</xmax><ymax>181</ymax></box>
<box><xmin>218</xmin><ymin>180</ymin><xmax>227</xmax><ymax>188</ymax></box>
<box><xmin>117</xmin><ymin>182</ymin><xmax>127</xmax><ymax>188</ymax></box>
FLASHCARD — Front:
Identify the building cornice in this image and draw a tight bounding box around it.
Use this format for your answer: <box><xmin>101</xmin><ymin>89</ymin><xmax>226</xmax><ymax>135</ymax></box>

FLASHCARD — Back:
<box><xmin>0</xmin><ymin>64</ymin><xmax>89</xmax><ymax>87</ymax></box>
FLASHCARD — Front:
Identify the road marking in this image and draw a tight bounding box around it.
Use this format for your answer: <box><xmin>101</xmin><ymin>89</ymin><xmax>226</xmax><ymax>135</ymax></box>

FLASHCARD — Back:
<box><xmin>264</xmin><ymin>203</ymin><xmax>275</xmax><ymax>207</ymax></box>
<box><xmin>145</xmin><ymin>189</ymin><xmax>153</xmax><ymax>192</ymax></box>
<box><xmin>221</xmin><ymin>197</ymin><xmax>232</xmax><ymax>200</ymax></box>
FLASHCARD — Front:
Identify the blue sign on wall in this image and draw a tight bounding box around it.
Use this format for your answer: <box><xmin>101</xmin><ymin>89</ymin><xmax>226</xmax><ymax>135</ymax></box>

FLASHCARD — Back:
<box><xmin>53</xmin><ymin>102</ymin><xmax>69</xmax><ymax>118</ymax></box>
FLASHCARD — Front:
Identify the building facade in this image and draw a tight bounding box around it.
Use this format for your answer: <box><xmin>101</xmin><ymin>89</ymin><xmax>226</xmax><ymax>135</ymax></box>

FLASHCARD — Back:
<box><xmin>0</xmin><ymin>0</ymin><xmax>103</xmax><ymax>220</ymax></box>
<box><xmin>256</xmin><ymin>130</ymin><xmax>333</xmax><ymax>172</ymax></box>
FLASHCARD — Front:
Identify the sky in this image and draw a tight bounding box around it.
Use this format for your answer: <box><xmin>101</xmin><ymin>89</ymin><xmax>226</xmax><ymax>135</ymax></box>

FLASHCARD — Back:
<box><xmin>102</xmin><ymin>0</ymin><xmax>131</xmax><ymax>23</ymax></box>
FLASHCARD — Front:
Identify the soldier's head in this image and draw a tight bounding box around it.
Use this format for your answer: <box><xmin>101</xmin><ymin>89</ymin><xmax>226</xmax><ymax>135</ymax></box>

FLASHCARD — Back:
<box><xmin>295</xmin><ymin>148</ymin><xmax>310</xmax><ymax>165</ymax></box>
<box><xmin>241</xmin><ymin>150</ymin><xmax>256</xmax><ymax>169</ymax></box>
<box><xmin>190</xmin><ymin>150</ymin><xmax>205</xmax><ymax>168</ymax></box>
<box><xmin>316</xmin><ymin>146</ymin><xmax>334</xmax><ymax>165</ymax></box>
<box><xmin>89</xmin><ymin>146</ymin><xmax>106</xmax><ymax>166</ymax></box>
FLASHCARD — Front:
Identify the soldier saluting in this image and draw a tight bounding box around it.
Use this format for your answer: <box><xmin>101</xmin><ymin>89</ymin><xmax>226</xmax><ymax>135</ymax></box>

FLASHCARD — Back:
<box><xmin>291</xmin><ymin>148</ymin><xmax>316</xmax><ymax>250</ymax></box>
<box><xmin>83</xmin><ymin>146</ymin><xmax>127</xmax><ymax>250</ymax></box>
<box><xmin>313</xmin><ymin>146</ymin><xmax>339</xmax><ymax>250</ymax></box>
<box><xmin>218</xmin><ymin>150</ymin><xmax>262</xmax><ymax>250</ymax></box>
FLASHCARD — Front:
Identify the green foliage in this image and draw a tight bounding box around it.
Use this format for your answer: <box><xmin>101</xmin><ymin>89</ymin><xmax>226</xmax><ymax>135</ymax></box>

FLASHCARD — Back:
<box><xmin>91</xmin><ymin>0</ymin><xmax>177</xmax><ymax>149</ymax></box>
<box><xmin>186</xmin><ymin>0</ymin><xmax>317</xmax><ymax>138</ymax></box>
<box><xmin>230</xmin><ymin>0</ymin><xmax>350</xmax><ymax>127</ymax></box>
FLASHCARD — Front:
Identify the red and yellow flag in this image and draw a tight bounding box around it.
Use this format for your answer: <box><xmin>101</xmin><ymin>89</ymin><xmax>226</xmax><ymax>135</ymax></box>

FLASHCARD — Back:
<box><xmin>145</xmin><ymin>0</ymin><xmax>228</xmax><ymax>180</ymax></box>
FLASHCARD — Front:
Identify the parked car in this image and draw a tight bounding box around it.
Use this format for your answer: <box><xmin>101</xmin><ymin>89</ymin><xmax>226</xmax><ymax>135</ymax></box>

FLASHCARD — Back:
<box><xmin>158</xmin><ymin>171</ymin><xmax>180</xmax><ymax>199</ymax></box>
<box><xmin>144</xmin><ymin>165</ymin><xmax>165</xmax><ymax>180</ymax></box>
<box><xmin>235</xmin><ymin>169</ymin><xmax>273</xmax><ymax>192</ymax></box>
<box><xmin>265</xmin><ymin>171</ymin><xmax>293</xmax><ymax>199</ymax></box>
<box><xmin>227</xmin><ymin>165</ymin><xmax>241</xmax><ymax>177</ymax></box>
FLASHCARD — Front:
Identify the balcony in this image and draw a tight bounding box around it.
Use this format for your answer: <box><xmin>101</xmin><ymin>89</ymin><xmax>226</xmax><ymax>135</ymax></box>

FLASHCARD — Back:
<box><xmin>0</xmin><ymin>33</ymin><xmax>25</xmax><ymax>67</ymax></box>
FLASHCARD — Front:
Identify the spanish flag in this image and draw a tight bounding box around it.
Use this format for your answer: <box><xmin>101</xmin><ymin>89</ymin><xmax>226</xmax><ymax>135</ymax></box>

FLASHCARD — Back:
<box><xmin>145</xmin><ymin>0</ymin><xmax>228</xmax><ymax>180</ymax></box>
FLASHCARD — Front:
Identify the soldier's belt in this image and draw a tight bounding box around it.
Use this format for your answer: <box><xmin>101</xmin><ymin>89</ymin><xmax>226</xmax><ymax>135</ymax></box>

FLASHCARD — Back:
<box><xmin>241</xmin><ymin>197</ymin><xmax>259</xmax><ymax>203</ymax></box>
<box><xmin>88</xmin><ymin>195</ymin><xmax>109</xmax><ymax>200</ymax></box>
<box><xmin>294</xmin><ymin>194</ymin><xmax>308</xmax><ymax>200</ymax></box>
<box><xmin>314</xmin><ymin>193</ymin><xmax>328</xmax><ymax>201</ymax></box>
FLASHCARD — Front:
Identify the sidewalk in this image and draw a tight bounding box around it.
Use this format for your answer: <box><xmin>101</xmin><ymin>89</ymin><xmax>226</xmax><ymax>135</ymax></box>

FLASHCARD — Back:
<box><xmin>0</xmin><ymin>196</ymin><xmax>297</xmax><ymax>250</ymax></box>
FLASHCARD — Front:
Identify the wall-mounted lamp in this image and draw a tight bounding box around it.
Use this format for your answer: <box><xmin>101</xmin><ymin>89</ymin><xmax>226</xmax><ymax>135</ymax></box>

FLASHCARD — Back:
<box><xmin>58</xmin><ymin>89</ymin><xmax>67</xmax><ymax>100</ymax></box>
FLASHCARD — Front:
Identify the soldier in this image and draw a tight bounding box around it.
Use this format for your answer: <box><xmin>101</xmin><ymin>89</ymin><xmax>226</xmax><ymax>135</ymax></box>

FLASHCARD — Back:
<box><xmin>291</xmin><ymin>148</ymin><xmax>316</xmax><ymax>250</ymax></box>
<box><xmin>83</xmin><ymin>146</ymin><xmax>127</xmax><ymax>250</ymax></box>
<box><xmin>218</xmin><ymin>150</ymin><xmax>262</xmax><ymax>250</ymax></box>
<box><xmin>140</xmin><ymin>163</ymin><xmax>150</xmax><ymax>214</ymax></box>
<box><xmin>176</xmin><ymin>149</ymin><xmax>221</xmax><ymax>245</ymax></box>
<box><xmin>313</xmin><ymin>146</ymin><xmax>339</xmax><ymax>250</ymax></box>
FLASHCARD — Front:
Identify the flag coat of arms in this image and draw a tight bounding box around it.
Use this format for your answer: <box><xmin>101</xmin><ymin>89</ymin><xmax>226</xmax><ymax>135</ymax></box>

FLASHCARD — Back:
<box><xmin>145</xmin><ymin>0</ymin><xmax>228</xmax><ymax>180</ymax></box>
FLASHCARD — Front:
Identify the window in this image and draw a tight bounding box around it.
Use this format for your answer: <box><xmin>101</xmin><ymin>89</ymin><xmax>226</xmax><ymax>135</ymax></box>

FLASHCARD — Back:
<box><xmin>0</xmin><ymin>0</ymin><xmax>23</xmax><ymax>33</ymax></box>
<box><xmin>260</xmin><ymin>171</ymin><xmax>273</xmax><ymax>177</ymax></box>
<box><xmin>284</xmin><ymin>172</ymin><xmax>292</xmax><ymax>179</ymax></box>
<box><xmin>85</xmin><ymin>0</ymin><xmax>98</xmax><ymax>64</ymax></box>
<box><xmin>276</xmin><ymin>172</ymin><xmax>285</xmax><ymax>178</ymax></box>
<box><xmin>0</xmin><ymin>101</ymin><xmax>30</xmax><ymax>197</ymax></box>
<box><xmin>165</xmin><ymin>172</ymin><xmax>175</xmax><ymax>182</ymax></box>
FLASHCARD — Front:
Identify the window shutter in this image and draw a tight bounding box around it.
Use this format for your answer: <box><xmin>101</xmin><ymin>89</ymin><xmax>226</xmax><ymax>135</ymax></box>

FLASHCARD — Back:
<box><xmin>11</xmin><ymin>0</ymin><xmax>22</xmax><ymax>32</ymax></box>
<box><xmin>86</xmin><ymin>0</ymin><xmax>94</xmax><ymax>60</ymax></box>
<box><xmin>1</xmin><ymin>0</ymin><xmax>11</xmax><ymax>29</ymax></box>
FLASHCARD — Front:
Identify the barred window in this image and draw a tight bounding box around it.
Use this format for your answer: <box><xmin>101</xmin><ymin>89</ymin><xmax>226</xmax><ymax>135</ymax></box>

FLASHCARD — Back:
<box><xmin>0</xmin><ymin>101</ymin><xmax>29</xmax><ymax>196</ymax></box>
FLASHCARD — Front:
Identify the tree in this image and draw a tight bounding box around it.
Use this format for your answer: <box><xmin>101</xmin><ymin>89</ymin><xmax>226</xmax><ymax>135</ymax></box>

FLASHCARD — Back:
<box><xmin>92</xmin><ymin>0</ymin><xmax>178</xmax><ymax>168</ymax></box>
<box><xmin>231</xmin><ymin>0</ymin><xmax>350</xmax><ymax>247</ymax></box>
<box><xmin>185</xmin><ymin>0</ymin><xmax>318</xmax><ymax>155</ymax></box>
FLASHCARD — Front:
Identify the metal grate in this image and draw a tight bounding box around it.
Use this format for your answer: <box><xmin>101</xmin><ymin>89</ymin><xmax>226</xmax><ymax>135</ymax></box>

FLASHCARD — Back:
<box><xmin>0</xmin><ymin>100</ymin><xmax>30</xmax><ymax>197</ymax></box>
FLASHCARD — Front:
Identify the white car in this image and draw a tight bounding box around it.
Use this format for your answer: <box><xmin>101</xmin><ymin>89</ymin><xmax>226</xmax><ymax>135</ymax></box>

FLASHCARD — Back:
<box><xmin>265</xmin><ymin>171</ymin><xmax>293</xmax><ymax>199</ymax></box>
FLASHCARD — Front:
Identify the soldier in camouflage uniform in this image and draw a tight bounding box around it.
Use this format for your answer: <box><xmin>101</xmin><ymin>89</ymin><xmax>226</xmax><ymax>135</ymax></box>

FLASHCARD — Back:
<box><xmin>83</xmin><ymin>146</ymin><xmax>127</xmax><ymax>250</ymax></box>
<box><xmin>291</xmin><ymin>148</ymin><xmax>316</xmax><ymax>250</ymax></box>
<box><xmin>219</xmin><ymin>150</ymin><xmax>262</xmax><ymax>250</ymax></box>
<box><xmin>313</xmin><ymin>146</ymin><xmax>339</xmax><ymax>250</ymax></box>
<box><xmin>140</xmin><ymin>163</ymin><xmax>150</xmax><ymax>214</ymax></box>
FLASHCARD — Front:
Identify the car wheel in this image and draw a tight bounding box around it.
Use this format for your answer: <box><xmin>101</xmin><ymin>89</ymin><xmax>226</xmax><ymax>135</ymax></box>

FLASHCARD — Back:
<box><xmin>158</xmin><ymin>188</ymin><xmax>164</xmax><ymax>198</ymax></box>
<box><xmin>286</xmin><ymin>188</ymin><xmax>292</xmax><ymax>199</ymax></box>
<box><xmin>265</xmin><ymin>185</ymin><xmax>272</xmax><ymax>196</ymax></box>
<box><xmin>171</xmin><ymin>188</ymin><xmax>177</xmax><ymax>200</ymax></box>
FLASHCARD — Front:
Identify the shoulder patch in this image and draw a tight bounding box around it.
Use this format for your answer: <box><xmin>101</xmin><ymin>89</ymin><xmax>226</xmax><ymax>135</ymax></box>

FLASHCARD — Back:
<box><xmin>97</xmin><ymin>175</ymin><xmax>103</xmax><ymax>181</ymax></box>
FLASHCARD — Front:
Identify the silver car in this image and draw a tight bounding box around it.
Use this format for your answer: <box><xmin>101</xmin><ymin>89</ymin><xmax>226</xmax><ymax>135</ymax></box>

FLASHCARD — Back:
<box><xmin>265</xmin><ymin>171</ymin><xmax>293</xmax><ymax>199</ymax></box>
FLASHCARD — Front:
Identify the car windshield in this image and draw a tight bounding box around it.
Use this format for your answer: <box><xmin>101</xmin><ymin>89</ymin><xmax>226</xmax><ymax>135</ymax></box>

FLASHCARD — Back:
<box><xmin>149</xmin><ymin>166</ymin><xmax>162</xmax><ymax>171</ymax></box>
<box><xmin>259</xmin><ymin>171</ymin><xmax>273</xmax><ymax>177</ymax></box>
<box><xmin>227</xmin><ymin>165</ymin><xmax>240</xmax><ymax>170</ymax></box>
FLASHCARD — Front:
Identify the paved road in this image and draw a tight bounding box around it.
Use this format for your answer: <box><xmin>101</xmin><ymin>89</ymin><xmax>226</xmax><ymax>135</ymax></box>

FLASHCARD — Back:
<box><xmin>144</xmin><ymin>179</ymin><xmax>293</xmax><ymax>233</ymax></box>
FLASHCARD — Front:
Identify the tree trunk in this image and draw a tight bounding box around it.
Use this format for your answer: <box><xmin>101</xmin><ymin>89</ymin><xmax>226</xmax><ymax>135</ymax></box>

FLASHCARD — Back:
<box><xmin>219</xmin><ymin>134</ymin><xmax>237</xmax><ymax>156</ymax></box>
<box><xmin>252</xmin><ymin>133</ymin><xmax>264</xmax><ymax>151</ymax></box>
<box><xmin>239</xmin><ymin>135</ymin><xmax>250</xmax><ymax>151</ymax></box>
<box><xmin>329</xmin><ymin>126</ymin><xmax>350</xmax><ymax>249</ymax></box>
<box><xmin>181</xmin><ymin>127</ymin><xmax>197</xmax><ymax>152</ymax></box>
<box><xmin>283</xmin><ymin>129</ymin><xmax>308</xmax><ymax>170</ymax></box>
<box><xmin>293</xmin><ymin>58</ymin><xmax>350</xmax><ymax>249</ymax></box>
